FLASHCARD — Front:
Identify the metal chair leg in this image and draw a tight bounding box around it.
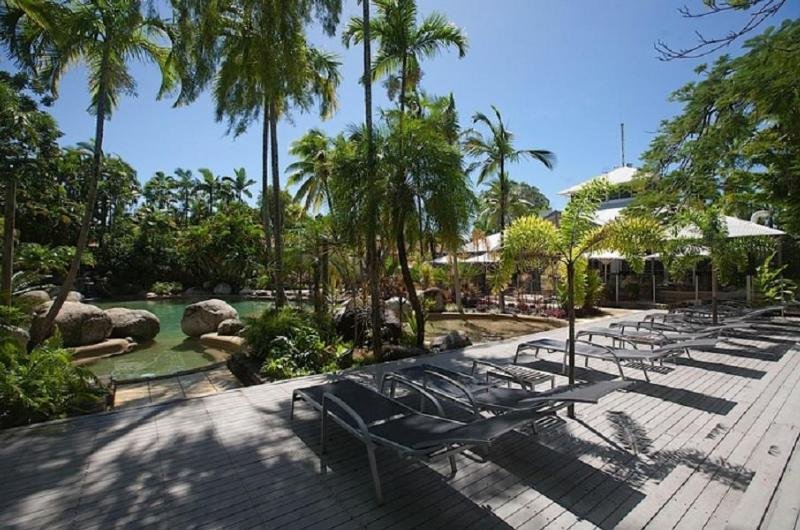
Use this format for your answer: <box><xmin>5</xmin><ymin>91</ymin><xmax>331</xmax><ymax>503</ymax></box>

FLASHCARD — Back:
<box><xmin>448</xmin><ymin>455</ymin><xmax>457</xmax><ymax>477</ymax></box>
<box><xmin>366</xmin><ymin>444</ymin><xmax>383</xmax><ymax>504</ymax></box>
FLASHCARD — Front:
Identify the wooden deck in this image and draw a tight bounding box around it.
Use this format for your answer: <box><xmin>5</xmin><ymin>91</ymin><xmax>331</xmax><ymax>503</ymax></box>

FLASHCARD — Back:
<box><xmin>2</xmin><ymin>311</ymin><xmax>799</xmax><ymax>529</ymax></box>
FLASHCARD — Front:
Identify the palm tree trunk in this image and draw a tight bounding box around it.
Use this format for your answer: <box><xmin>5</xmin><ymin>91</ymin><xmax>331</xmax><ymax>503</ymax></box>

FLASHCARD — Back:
<box><xmin>566</xmin><ymin>259</ymin><xmax>576</xmax><ymax>419</ymax></box>
<box><xmin>262</xmin><ymin>101</ymin><xmax>272</xmax><ymax>267</ymax></box>
<box><xmin>452</xmin><ymin>253</ymin><xmax>463</xmax><ymax>313</ymax></box>
<box><xmin>2</xmin><ymin>177</ymin><xmax>17</xmax><ymax>306</ymax></box>
<box><xmin>362</xmin><ymin>0</ymin><xmax>383</xmax><ymax>356</ymax></box>
<box><xmin>396</xmin><ymin>211</ymin><xmax>424</xmax><ymax>347</ymax></box>
<box><xmin>33</xmin><ymin>75</ymin><xmax>108</xmax><ymax>345</ymax></box>
<box><xmin>269</xmin><ymin>102</ymin><xmax>286</xmax><ymax>307</ymax></box>
<box><xmin>498</xmin><ymin>157</ymin><xmax>507</xmax><ymax>312</ymax></box>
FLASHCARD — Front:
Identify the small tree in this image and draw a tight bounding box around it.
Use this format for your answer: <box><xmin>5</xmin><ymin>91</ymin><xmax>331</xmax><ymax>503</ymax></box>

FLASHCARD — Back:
<box><xmin>500</xmin><ymin>179</ymin><xmax>661</xmax><ymax>416</ymax></box>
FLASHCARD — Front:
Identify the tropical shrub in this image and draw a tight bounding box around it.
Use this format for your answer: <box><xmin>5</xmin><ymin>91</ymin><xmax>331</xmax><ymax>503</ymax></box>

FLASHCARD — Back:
<box><xmin>0</xmin><ymin>305</ymin><xmax>30</xmax><ymax>328</ymax></box>
<box><xmin>244</xmin><ymin>308</ymin><xmax>333</xmax><ymax>380</ymax></box>
<box><xmin>583</xmin><ymin>268</ymin><xmax>604</xmax><ymax>310</ymax></box>
<box><xmin>755</xmin><ymin>253</ymin><xmax>797</xmax><ymax>304</ymax></box>
<box><xmin>150</xmin><ymin>281</ymin><xmax>183</xmax><ymax>295</ymax></box>
<box><xmin>0</xmin><ymin>337</ymin><xmax>107</xmax><ymax>429</ymax></box>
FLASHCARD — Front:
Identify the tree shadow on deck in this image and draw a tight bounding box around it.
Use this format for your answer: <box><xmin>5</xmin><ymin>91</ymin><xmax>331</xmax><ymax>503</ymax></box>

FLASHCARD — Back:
<box><xmin>678</xmin><ymin>358</ymin><xmax>766</xmax><ymax>379</ymax></box>
<box><xmin>624</xmin><ymin>380</ymin><xmax>737</xmax><ymax>415</ymax></box>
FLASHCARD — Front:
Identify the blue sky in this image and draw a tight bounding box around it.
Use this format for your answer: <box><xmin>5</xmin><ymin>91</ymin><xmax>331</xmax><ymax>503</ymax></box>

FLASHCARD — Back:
<box><xmin>2</xmin><ymin>1</ymin><xmax>797</xmax><ymax>210</ymax></box>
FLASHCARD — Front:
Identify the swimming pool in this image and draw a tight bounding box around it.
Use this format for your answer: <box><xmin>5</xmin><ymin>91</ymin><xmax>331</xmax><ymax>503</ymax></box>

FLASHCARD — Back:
<box><xmin>87</xmin><ymin>298</ymin><xmax>274</xmax><ymax>380</ymax></box>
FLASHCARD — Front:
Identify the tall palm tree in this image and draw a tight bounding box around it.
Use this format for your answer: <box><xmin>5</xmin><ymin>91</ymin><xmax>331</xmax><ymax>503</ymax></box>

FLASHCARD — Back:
<box><xmin>343</xmin><ymin>0</ymin><xmax>383</xmax><ymax>356</ymax></box>
<box><xmin>463</xmin><ymin>106</ymin><xmax>555</xmax><ymax>312</ymax></box>
<box><xmin>287</xmin><ymin>129</ymin><xmax>333</xmax><ymax>212</ymax></box>
<box><xmin>196</xmin><ymin>168</ymin><xmax>220</xmax><ymax>215</ymax></box>
<box><xmin>344</xmin><ymin>0</ymin><xmax>467</xmax><ymax>347</ymax></box>
<box><xmin>222</xmin><ymin>167</ymin><xmax>256</xmax><ymax>203</ymax></box>
<box><xmin>173</xmin><ymin>168</ymin><xmax>195</xmax><ymax>225</ymax></box>
<box><xmin>476</xmin><ymin>179</ymin><xmax>550</xmax><ymax>232</ymax></box>
<box><xmin>3</xmin><ymin>0</ymin><xmax>175</xmax><ymax>343</ymax></box>
<box><xmin>172</xmin><ymin>0</ymin><xmax>342</xmax><ymax>308</ymax></box>
<box><xmin>143</xmin><ymin>171</ymin><xmax>177</xmax><ymax>210</ymax></box>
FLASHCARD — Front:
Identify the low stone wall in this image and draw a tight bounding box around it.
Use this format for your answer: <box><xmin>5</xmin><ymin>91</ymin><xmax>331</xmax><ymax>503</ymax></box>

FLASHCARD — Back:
<box><xmin>71</xmin><ymin>338</ymin><xmax>136</xmax><ymax>364</ymax></box>
<box><xmin>200</xmin><ymin>332</ymin><xmax>245</xmax><ymax>353</ymax></box>
<box><xmin>426</xmin><ymin>311</ymin><xmax>565</xmax><ymax>328</ymax></box>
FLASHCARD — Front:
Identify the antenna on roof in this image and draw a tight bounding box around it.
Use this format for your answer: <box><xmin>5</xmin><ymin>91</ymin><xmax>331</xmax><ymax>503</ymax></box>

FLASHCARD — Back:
<box><xmin>620</xmin><ymin>122</ymin><xmax>626</xmax><ymax>167</ymax></box>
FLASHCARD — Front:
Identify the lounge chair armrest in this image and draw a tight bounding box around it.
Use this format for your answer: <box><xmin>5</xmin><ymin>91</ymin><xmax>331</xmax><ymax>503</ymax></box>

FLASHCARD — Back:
<box><xmin>322</xmin><ymin>392</ymin><xmax>372</xmax><ymax>438</ymax></box>
<box><xmin>422</xmin><ymin>369</ymin><xmax>480</xmax><ymax>417</ymax></box>
<box><xmin>379</xmin><ymin>373</ymin><xmax>447</xmax><ymax>417</ymax></box>
<box><xmin>572</xmin><ymin>338</ymin><xmax>620</xmax><ymax>361</ymax></box>
<box><xmin>471</xmin><ymin>359</ymin><xmax>527</xmax><ymax>387</ymax></box>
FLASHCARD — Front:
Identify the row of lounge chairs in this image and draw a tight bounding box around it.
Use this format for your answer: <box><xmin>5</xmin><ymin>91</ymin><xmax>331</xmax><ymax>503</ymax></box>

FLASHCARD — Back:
<box><xmin>289</xmin><ymin>303</ymin><xmax>796</xmax><ymax>503</ymax></box>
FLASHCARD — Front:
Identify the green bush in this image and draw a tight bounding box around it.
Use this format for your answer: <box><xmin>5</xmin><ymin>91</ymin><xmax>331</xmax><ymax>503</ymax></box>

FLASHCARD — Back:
<box><xmin>583</xmin><ymin>268</ymin><xmax>604</xmax><ymax>309</ymax></box>
<box><xmin>0</xmin><ymin>305</ymin><xmax>31</xmax><ymax>328</ymax></box>
<box><xmin>150</xmin><ymin>281</ymin><xmax>183</xmax><ymax>295</ymax></box>
<box><xmin>244</xmin><ymin>307</ymin><xmax>333</xmax><ymax>380</ymax></box>
<box><xmin>0</xmin><ymin>337</ymin><xmax>107</xmax><ymax>429</ymax></box>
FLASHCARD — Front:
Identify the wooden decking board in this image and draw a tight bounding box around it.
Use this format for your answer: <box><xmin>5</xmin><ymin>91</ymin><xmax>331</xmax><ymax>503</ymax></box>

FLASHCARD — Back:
<box><xmin>2</xmin><ymin>311</ymin><xmax>799</xmax><ymax>529</ymax></box>
<box><xmin>614</xmin><ymin>339</ymin><xmax>800</xmax><ymax>529</ymax></box>
<box><xmin>761</xmin><ymin>427</ymin><xmax>800</xmax><ymax>530</ymax></box>
<box><xmin>578</xmin><ymin>348</ymin><xmax>772</xmax><ymax>529</ymax></box>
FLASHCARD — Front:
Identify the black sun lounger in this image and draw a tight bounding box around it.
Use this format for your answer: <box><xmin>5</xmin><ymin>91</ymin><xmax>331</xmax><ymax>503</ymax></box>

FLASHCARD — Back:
<box><xmin>514</xmin><ymin>337</ymin><xmax>718</xmax><ymax>382</ymax></box>
<box><xmin>291</xmin><ymin>378</ymin><xmax>628</xmax><ymax>503</ymax></box>
<box><xmin>389</xmin><ymin>363</ymin><xmax>630</xmax><ymax>417</ymax></box>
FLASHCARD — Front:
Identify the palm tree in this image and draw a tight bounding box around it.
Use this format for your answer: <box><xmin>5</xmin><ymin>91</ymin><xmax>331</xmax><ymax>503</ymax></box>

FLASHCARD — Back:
<box><xmin>3</xmin><ymin>0</ymin><xmax>175</xmax><ymax>343</ymax></box>
<box><xmin>223</xmin><ymin>167</ymin><xmax>256</xmax><ymax>203</ymax></box>
<box><xmin>287</xmin><ymin>129</ymin><xmax>334</xmax><ymax>212</ymax></box>
<box><xmin>173</xmin><ymin>168</ymin><xmax>196</xmax><ymax>225</ymax></box>
<box><xmin>196</xmin><ymin>168</ymin><xmax>220</xmax><ymax>215</ymax></box>
<box><xmin>344</xmin><ymin>0</ymin><xmax>467</xmax><ymax>347</ymax></box>
<box><xmin>343</xmin><ymin>0</ymin><xmax>383</xmax><ymax>356</ymax></box>
<box><xmin>172</xmin><ymin>0</ymin><xmax>342</xmax><ymax>308</ymax></box>
<box><xmin>463</xmin><ymin>106</ymin><xmax>555</xmax><ymax>312</ymax></box>
<box><xmin>501</xmin><ymin>180</ymin><xmax>661</xmax><ymax>416</ymax></box>
<box><xmin>476</xmin><ymin>179</ymin><xmax>550</xmax><ymax>232</ymax></box>
<box><xmin>143</xmin><ymin>171</ymin><xmax>177</xmax><ymax>211</ymax></box>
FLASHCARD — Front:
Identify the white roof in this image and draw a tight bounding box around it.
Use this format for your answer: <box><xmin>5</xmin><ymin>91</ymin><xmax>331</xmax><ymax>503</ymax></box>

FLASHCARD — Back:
<box><xmin>461</xmin><ymin>233</ymin><xmax>502</xmax><ymax>253</ymax></box>
<box><xmin>558</xmin><ymin>166</ymin><xmax>639</xmax><ymax>196</ymax></box>
<box><xmin>463</xmin><ymin>253</ymin><xmax>498</xmax><ymax>264</ymax></box>
<box><xmin>594</xmin><ymin>208</ymin><xmax>784</xmax><ymax>238</ymax></box>
<box><xmin>430</xmin><ymin>255</ymin><xmax>450</xmax><ymax>265</ymax></box>
<box><xmin>588</xmin><ymin>250</ymin><xmax>624</xmax><ymax>262</ymax></box>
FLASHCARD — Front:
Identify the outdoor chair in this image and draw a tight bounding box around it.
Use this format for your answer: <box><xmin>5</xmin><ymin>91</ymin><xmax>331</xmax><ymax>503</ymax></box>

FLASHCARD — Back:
<box><xmin>513</xmin><ymin>337</ymin><xmax>718</xmax><ymax>382</ymax></box>
<box><xmin>290</xmin><ymin>377</ymin><xmax>630</xmax><ymax>504</ymax></box>
<box><xmin>387</xmin><ymin>363</ymin><xmax>625</xmax><ymax>418</ymax></box>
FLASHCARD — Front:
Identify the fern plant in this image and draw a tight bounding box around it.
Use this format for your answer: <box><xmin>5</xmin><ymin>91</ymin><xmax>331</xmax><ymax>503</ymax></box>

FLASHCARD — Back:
<box><xmin>755</xmin><ymin>253</ymin><xmax>796</xmax><ymax>304</ymax></box>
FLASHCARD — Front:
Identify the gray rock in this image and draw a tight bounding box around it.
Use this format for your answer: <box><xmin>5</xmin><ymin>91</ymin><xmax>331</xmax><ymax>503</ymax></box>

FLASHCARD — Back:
<box><xmin>385</xmin><ymin>296</ymin><xmax>413</xmax><ymax>320</ymax></box>
<box><xmin>423</xmin><ymin>287</ymin><xmax>446</xmax><ymax>313</ymax></box>
<box><xmin>430</xmin><ymin>330</ymin><xmax>471</xmax><ymax>352</ymax></box>
<box><xmin>16</xmin><ymin>290</ymin><xmax>50</xmax><ymax>308</ymax></box>
<box><xmin>65</xmin><ymin>291</ymin><xmax>84</xmax><ymax>302</ymax></box>
<box><xmin>105</xmin><ymin>308</ymin><xmax>160</xmax><ymax>342</ymax></box>
<box><xmin>181</xmin><ymin>299</ymin><xmax>239</xmax><ymax>337</ymax></box>
<box><xmin>1</xmin><ymin>325</ymin><xmax>29</xmax><ymax>349</ymax></box>
<box><xmin>213</xmin><ymin>282</ymin><xmax>233</xmax><ymax>295</ymax></box>
<box><xmin>239</xmin><ymin>287</ymin><xmax>254</xmax><ymax>296</ymax></box>
<box><xmin>217</xmin><ymin>318</ymin><xmax>245</xmax><ymax>336</ymax></box>
<box><xmin>31</xmin><ymin>301</ymin><xmax>112</xmax><ymax>347</ymax></box>
<box><xmin>183</xmin><ymin>287</ymin><xmax>207</xmax><ymax>296</ymax></box>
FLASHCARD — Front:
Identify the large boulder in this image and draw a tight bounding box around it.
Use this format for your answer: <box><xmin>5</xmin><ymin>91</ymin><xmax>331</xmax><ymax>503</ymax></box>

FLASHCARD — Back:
<box><xmin>384</xmin><ymin>296</ymin><xmax>413</xmax><ymax>321</ymax></box>
<box><xmin>105</xmin><ymin>308</ymin><xmax>160</xmax><ymax>342</ymax></box>
<box><xmin>183</xmin><ymin>287</ymin><xmax>208</xmax><ymax>296</ymax></box>
<box><xmin>217</xmin><ymin>318</ymin><xmax>245</xmax><ymax>336</ymax></box>
<box><xmin>31</xmin><ymin>301</ymin><xmax>112</xmax><ymax>347</ymax></box>
<box><xmin>430</xmin><ymin>330</ymin><xmax>472</xmax><ymax>352</ymax></box>
<box><xmin>17</xmin><ymin>290</ymin><xmax>50</xmax><ymax>308</ymax></box>
<box><xmin>239</xmin><ymin>287</ymin><xmax>254</xmax><ymax>296</ymax></box>
<box><xmin>65</xmin><ymin>291</ymin><xmax>84</xmax><ymax>302</ymax></box>
<box><xmin>423</xmin><ymin>287</ymin><xmax>446</xmax><ymax>313</ymax></box>
<box><xmin>213</xmin><ymin>282</ymin><xmax>233</xmax><ymax>295</ymax></box>
<box><xmin>181</xmin><ymin>299</ymin><xmax>238</xmax><ymax>337</ymax></box>
<box><xmin>335</xmin><ymin>307</ymin><xmax>402</xmax><ymax>345</ymax></box>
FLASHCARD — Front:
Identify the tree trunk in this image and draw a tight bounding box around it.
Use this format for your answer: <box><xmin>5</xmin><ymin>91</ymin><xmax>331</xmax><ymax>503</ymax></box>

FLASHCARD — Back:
<box><xmin>397</xmin><ymin>214</ymin><xmax>424</xmax><ymax>347</ymax></box>
<box><xmin>711</xmin><ymin>264</ymin><xmax>718</xmax><ymax>325</ymax></box>
<box><xmin>269</xmin><ymin>103</ymin><xmax>286</xmax><ymax>307</ymax></box>
<box><xmin>566</xmin><ymin>260</ymin><xmax>576</xmax><ymax>419</ymax></box>
<box><xmin>498</xmin><ymin>157</ymin><xmax>506</xmax><ymax>312</ymax></box>
<box><xmin>363</xmin><ymin>0</ymin><xmax>383</xmax><ymax>357</ymax></box>
<box><xmin>2</xmin><ymin>177</ymin><xmax>17</xmax><ymax>306</ymax></box>
<box><xmin>452</xmin><ymin>253</ymin><xmax>463</xmax><ymax>313</ymax></box>
<box><xmin>33</xmin><ymin>76</ymin><xmax>108</xmax><ymax>345</ymax></box>
<box><xmin>262</xmin><ymin>102</ymin><xmax>272</xmax><ymax>266</ymax></box>
<box><xmin>321</xmin><ymin>237</ymin><xmax>329</xmax><ymax>315</ymax></box>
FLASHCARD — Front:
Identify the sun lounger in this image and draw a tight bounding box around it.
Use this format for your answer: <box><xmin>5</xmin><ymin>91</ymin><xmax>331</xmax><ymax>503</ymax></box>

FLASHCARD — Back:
<box><xmin>388</xmin><ymin>363</ymin><xmax>628</xmax><ymax>417</ymax></box>
<box><xmin>579</xmin><ymin>326</ymin><xmax>719</xmax><ymax>348</ymax></box>
<box><xmin>514</xmin><ymin>337</ymin><xmax>718</xmax><ymax>382</ymax></box>
<box><xmin>290</xmin><ymin>377</ymin><xmax>629</xmax><ymax>503</ymax></box>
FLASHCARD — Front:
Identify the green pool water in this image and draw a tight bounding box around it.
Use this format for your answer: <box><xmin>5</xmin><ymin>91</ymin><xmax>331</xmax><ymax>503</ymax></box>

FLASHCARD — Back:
<box><xmin>87</xmin><ymin>298</ymin><xmax>274</xmax><ymax>380</ymax></box>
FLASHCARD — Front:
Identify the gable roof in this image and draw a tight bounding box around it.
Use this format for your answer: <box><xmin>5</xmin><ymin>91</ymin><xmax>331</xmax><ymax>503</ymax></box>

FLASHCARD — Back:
<box><xmin>558</xmin><ymin>165</ymin><xmax>639</xmax><ymax>196</ymax></box>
